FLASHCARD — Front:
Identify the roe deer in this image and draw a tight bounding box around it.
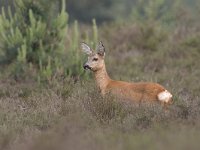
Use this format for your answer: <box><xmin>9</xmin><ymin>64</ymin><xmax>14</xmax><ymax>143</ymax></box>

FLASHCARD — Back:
<box><xmin>81</xmin><ymin>41</ymin><xmax>173</xmax><ymax>106</ymax></box>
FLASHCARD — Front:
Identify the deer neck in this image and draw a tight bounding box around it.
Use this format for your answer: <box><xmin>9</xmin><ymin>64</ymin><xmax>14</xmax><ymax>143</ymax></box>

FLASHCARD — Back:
<box><xmin>94</xmin><ymin>63</ymin><xmax>110</xmax><ymax>95</ymax></box>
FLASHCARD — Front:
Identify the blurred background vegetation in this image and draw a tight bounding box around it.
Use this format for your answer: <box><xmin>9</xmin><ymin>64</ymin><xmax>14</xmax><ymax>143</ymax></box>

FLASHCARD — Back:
<box><xmin>0</xmin><ymin>0</ymin><xmax>199</xmax><ymax>82</ymax></box>
<box><xmin>0</xmin><ymin>0</ymin><xmax>200</xmax><ymax>150</ymax></box>
<box><xmin>1</xmin><ymin>0</ymin><xmax>200</xmax><ymax>24</ymax></box>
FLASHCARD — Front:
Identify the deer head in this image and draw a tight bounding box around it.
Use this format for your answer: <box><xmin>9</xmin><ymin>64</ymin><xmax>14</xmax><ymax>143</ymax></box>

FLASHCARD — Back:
<box><xmin>81</xmin><ymin>41</ymin><xmax>105</xmax><ymax>72</ymax></box>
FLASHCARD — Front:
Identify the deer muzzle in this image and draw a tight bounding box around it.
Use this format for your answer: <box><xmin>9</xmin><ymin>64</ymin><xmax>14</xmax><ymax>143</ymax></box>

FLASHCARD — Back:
<box><xmin>83</xmin><ymin>64</ymin><xmax>92</xmax><ymax>70</ymax></box>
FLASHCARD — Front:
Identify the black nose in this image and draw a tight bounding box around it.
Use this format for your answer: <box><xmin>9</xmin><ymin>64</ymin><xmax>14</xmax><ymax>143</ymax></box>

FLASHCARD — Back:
<box><xmin>83</xmin><ymin>64</ymin><xmax>92</xmax><ymax>70</ymax></box>
<box><xmin>83</xmin><ymin>64</ymin><xmax>90</xmax><ymax>70</ymax></box>
<box><xmin>83</xmin><ymin>64</ymin><xmax>88</xmax><ymax>69</ymax></box>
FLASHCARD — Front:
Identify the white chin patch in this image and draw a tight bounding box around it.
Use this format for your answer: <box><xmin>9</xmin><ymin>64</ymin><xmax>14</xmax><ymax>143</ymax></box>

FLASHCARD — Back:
<box><xmin>158</xmin><ymin>90</ymin><xmax>172</xmax><ymax>103</ymax></box>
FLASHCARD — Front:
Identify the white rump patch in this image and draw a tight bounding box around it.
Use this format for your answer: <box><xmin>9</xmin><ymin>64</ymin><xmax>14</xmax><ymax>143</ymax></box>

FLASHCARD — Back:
<box><xmin>158</xmin><ymin>90</ymin><xmax>172</xmax><ymax>103</ymax></box>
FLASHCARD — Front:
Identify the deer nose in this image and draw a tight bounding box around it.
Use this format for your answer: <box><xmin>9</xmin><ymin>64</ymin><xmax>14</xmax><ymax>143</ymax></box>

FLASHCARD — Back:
<box><xmin>83</xmin><ymin>64</ymin><xmax>90</xmax><ymax>69</ymax></box>
<box><xmin>83</xmin><ymin>64</ymin><xmax>91</xmax><ymax>70</ymax></box>
<box><xmin>83</xmin><ymin>64</ymin><xmax>88</xmax><ymax>69</ymax></box>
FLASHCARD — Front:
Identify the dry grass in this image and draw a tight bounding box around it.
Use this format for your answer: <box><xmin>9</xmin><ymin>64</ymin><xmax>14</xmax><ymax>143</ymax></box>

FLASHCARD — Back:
<box><xmin>0</xmin><ymin>75</ymin><xmax>200</xmax><ymax>150</ymax></box>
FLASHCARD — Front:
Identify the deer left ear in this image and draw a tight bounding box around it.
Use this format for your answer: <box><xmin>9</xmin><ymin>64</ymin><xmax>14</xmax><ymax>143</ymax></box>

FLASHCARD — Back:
<box><xmin>97</xmin><ymin>41</ymin><xmax>105</xmax><ymax>56</ymax></box>
<box><xmin>81</xmin><ymin>42</ymin><xmax>92</xmax><ymax>55</ymax></box>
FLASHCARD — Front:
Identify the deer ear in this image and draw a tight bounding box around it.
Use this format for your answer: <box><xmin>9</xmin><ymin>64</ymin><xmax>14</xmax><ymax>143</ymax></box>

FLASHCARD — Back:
<box><xmin>81</xmin><ymin>42</ymin><xmax>92</xmax><ymax>55</ymax></box>
<box><xmin>97</xmin><ymin>41</ymin><xmax>105</xmax><ymax>56</ymax></box>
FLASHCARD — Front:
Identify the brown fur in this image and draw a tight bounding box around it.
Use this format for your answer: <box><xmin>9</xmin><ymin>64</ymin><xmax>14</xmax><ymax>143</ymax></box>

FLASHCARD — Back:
<box><xmin>82</xmin><ymin>42</ymin><xmax>173</xmax><ymax>105</ymax></box>
<box><xmin>94</xmin><ymin>62</ymin><xmax>166</xmax><ymax>103</ymax></box>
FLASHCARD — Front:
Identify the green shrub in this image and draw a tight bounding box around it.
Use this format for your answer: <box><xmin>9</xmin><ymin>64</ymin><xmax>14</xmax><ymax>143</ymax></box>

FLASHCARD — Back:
<box><xmin>0</xmin><ymin>0</ymin><xmax>67</xmax><ymax>65</ymax></box>
<box><xmin>0</xmin><ymin>0</ymin><xmax>99</xmax><ymax>82</ymax></box>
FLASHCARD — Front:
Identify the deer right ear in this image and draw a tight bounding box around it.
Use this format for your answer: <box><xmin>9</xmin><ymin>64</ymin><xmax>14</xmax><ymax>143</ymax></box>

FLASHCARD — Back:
<box><xmin>81</xmin><ymin>42</ymin><xmax>92</xmax><ymax>55</ymax></box>
<box><xmin>97</xmin><ymin>41</ymin><xmax>105</xmax><ymax>56</ymax></box>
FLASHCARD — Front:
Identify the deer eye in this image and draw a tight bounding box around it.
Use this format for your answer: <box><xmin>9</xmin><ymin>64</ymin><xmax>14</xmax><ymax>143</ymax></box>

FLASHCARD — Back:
<box><xmin>93</xmin><ymin>58</ymin><xmax>98</xmax><ymax>61</ymax></box>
